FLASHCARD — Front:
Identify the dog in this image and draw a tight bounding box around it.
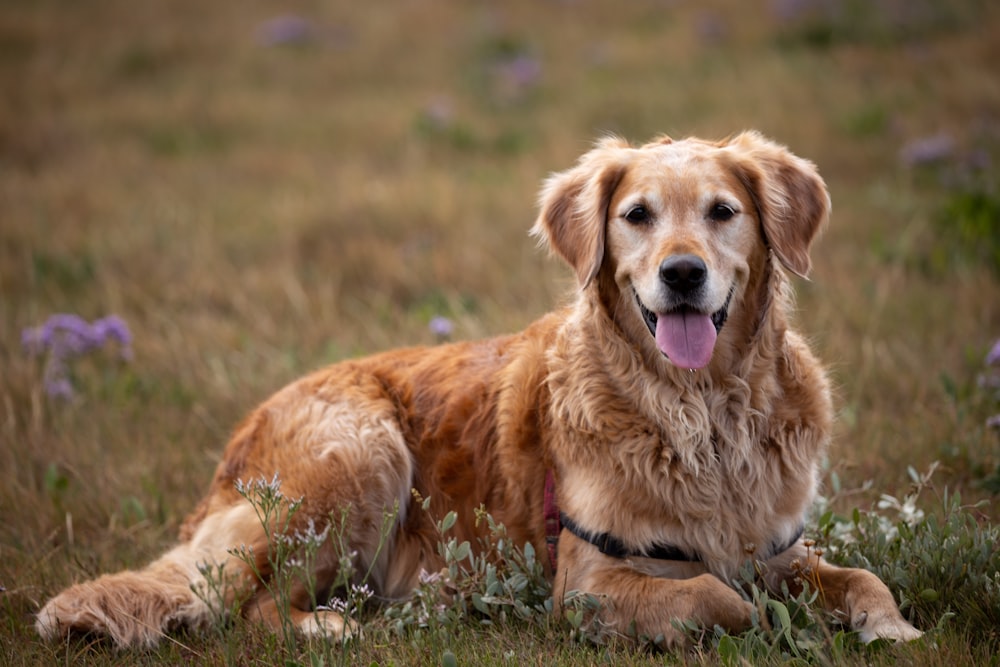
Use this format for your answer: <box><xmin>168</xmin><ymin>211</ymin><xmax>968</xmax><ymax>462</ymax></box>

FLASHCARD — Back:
<box><xmin>36</xmin><ymin>131</ymin><xmax>922</xmax><ymax>648</ymax></box>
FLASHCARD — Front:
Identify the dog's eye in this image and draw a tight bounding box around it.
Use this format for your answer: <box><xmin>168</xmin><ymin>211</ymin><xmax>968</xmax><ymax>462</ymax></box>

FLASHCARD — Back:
<box><xmin>624</xmin><ymin>205</ymin><xmax>650</xmax><ymax>224</ymax></box>
<box><xmin>708</xmin><ymin>202</ymin><xmax>736</xmax><ymax>222</ymax></box>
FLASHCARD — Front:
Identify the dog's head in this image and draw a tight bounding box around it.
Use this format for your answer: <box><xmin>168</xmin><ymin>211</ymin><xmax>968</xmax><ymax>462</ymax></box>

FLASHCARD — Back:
<box><xmin>533</xmin><ymin>131</ymin><xmax>830</xmax><ymax>370</ymax></box>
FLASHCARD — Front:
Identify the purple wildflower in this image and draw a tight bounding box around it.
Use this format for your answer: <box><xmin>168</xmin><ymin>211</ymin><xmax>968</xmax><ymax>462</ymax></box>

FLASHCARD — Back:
<box><xmin>422</xmin><ymin>97</ymin><xmax>455</xmax><ymax>130</ymax></box>
<box><xmin>696</xmin><ymin>12</ymin><xmax>728</xmax><ymax>42</ymax></box>
<box><xmin>21</xmin><ymin>327</ymin><xmax>44</xmax><ymax>356</ymax></box>
<box><xmin>22</xmin><ymin>314</ymin><xmax>133</xmax><ymax>399</ymax></box>
<box><xmin>92</xmin><ymin>315</ymin><xmax>133</xmax><ymax>359</ymax></box>
<box><xmin>899</xmin><ymin>133</ymin><xmax>954</xmax><ymax>167</ymax></box>
<box><xmin>986</xmin><ymin>339</ymin><xmax>1000</xmax><ymax>367</ymax></box>
<box><xmin>770</xmin><ymin>0</ymin><xmax>835</xmax><ymax>23</ymax></box>
<box><xmin>45</xmin><ymin>377</ymin><xmax>75</xmax><ymax>402</ymax></box>
<box><xmin>22</xmin><ymin>314</ymin><xmax>133</xmax><ymax>359</ymax></box>
<box><xmin>493</xmin><ymin>54</ymin><xmax>542</xmax><ymax>101</ymax></box>
<box><xmin>45</xmin><ymin>314</ymin><xmax>97</xmax><ymax>356</ymax></box>
<box><xmin>983</xmin><ymin>339</ymin><xmax>1000</xmax><ymax>430</ymax></box>
<box><xmin>256</xmin><ymin>15</ymin><xmax>316</xmax><ymax>46</ymax></box>
<box><xmin>429</xmin><ymin>316</ymin><xmax>454</xmax><ymax>340</ymax></box>
<box><xmin>497</xmin><ymin>54</ymin><xmax>542</xmax><ymax>90</ymax></box>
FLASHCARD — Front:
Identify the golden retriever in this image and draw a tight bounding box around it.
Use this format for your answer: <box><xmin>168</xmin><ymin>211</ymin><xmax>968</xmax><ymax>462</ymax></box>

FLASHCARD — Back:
<box><xmin>36</xmin><ymin>131</ymin><xmax>922</xmax><ymax>648</ymax></box>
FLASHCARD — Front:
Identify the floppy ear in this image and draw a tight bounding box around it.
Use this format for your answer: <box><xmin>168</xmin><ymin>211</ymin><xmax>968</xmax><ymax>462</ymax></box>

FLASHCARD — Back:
<box><xmin>725</xmin><ymin>131</ymin><xmax>830</xmax><ymax>278</ymax></box>
<box><xmin>531</xmin><ymin>138</ymin><xmax>630</xmax><ymax>288</ymax></box>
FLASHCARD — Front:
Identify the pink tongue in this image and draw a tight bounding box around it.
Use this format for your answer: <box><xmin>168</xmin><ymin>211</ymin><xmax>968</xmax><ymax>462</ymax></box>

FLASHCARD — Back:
<box><xmin>655</xmin><ymin>311</ymin><xmax>717</xmax><ymax>369</ymax></box>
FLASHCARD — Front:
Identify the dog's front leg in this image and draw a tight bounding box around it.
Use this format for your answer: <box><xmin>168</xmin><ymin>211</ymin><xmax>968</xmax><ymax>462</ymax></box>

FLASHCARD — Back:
<box><xmin>554</xmin><ymin>533</ymin><xmax>753</xmax><ymax>646</ymax></box>
<box><xmin>762</xmin><ymin>544</ymin><xmax>923</xmax><ymax>643</ymax></box>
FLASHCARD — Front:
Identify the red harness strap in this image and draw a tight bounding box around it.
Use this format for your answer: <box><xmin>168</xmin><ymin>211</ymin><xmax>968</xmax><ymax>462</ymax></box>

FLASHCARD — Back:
<box><xmin>543</xmin><ymin>469</ymin><xmax>561</xmax><ymax>571</ymax></box>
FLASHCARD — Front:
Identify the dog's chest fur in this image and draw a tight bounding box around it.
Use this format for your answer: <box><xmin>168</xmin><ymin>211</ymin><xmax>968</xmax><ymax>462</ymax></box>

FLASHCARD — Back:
<box><xmin>545</xmin><ymin>307</ymin><xmax>826</xmax><ymax>578</ymax></box>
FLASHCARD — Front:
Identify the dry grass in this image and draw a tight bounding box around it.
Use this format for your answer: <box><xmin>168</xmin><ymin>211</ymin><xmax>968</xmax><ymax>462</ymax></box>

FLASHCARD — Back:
<box><xmin>1</xmin><ymin>0</ymin><xmax>998</xmax><ymax>664</ymax></box>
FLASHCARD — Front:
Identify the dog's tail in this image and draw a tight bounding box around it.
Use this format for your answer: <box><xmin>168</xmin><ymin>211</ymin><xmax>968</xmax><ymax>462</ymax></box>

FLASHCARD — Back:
<box><xmin>35</xmin><ymin>542</ymin><xmax>226</xmax><ymax>648</ymax></box>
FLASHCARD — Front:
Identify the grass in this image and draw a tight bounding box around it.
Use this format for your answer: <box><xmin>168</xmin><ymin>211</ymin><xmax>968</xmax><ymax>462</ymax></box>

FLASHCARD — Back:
<box><xmin>1</xmin><ymin>0</ymin><xmax>999</xmax><ymax>664</ymax></box>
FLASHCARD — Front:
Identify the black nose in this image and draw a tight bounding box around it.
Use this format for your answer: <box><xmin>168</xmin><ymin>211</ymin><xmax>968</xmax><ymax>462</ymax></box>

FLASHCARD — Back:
<box><xmin>659</xmin><ymin>254</ymin><xmax>707</xmax><ymax>294</ymax></box>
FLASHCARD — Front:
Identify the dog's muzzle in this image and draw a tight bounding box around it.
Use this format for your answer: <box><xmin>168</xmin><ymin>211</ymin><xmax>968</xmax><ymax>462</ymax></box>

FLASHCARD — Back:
<box><xmin>636</xmin><ymin>285</ymin><xmax>734</xmax><ymax>369</ymax></box>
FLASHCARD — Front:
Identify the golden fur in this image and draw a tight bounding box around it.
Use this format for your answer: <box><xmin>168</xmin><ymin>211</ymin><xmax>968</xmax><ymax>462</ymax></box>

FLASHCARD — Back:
<box><xmin>36</xmin><ymin>131</ymin><xmax>921</xmax><ymax>648</ymax></box>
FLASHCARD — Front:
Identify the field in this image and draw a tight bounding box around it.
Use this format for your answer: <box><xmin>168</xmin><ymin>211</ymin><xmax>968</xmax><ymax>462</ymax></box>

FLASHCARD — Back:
<box><xmin>2</xmin><ymin>0</ymin><xmax>999</xmax><ymax>664</ymax></box>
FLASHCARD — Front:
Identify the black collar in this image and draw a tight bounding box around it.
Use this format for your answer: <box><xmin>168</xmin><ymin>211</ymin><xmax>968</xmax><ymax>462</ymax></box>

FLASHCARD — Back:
<box><xmin>559</xmin><ymin>511</ymin><xmax>804</xmax><ymax>563</ymax></box>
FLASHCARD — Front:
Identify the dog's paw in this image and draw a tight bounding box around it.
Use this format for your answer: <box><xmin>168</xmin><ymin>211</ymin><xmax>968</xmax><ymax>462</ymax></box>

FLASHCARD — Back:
<box><xmin>852</xmin><ymin>609</ymin><xmax>923</xmax><ymax>643</ymax></box>
<box><xmin>34</xmin><ymin>598</ymin><xmax>66</xmax><ymax>642</ymax></box>
<box><xmin>299</xmin><ymin>608</ymin><xmax>361</xmax><ymax>642</ymax></box>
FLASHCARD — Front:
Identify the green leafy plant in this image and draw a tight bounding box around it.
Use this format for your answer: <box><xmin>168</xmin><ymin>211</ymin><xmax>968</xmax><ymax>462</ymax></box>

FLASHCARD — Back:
<box><xmin>814</xmin><ymin>464</ymin><xmax>1000</xmax><ymax>637</ymax></box>
<box><xmin>383</xmin><ymin>497</ymin><xmax>553</xmax><ymax>643</ymax></box>
<box><xmin>193</xmin><ymin>474</ymin><xmax>395</xmax><ymax>665</ymax></box>
<box><xmin>186</xmin><ymin>466</ymin><xmax>1000</xmax><ymax>666</ymax></box>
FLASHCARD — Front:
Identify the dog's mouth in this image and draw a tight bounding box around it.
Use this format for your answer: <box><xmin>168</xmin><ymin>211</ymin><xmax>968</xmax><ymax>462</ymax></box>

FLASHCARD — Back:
<box><xmin>636</xmin><ymin>287</ymin><xmax>734</xmax><ymax>370</ymax></box>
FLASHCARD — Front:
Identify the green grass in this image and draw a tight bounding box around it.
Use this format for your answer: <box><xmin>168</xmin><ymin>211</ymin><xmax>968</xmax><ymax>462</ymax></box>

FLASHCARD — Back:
<box><xmin>2</xmin><ymin>0</ymin><xmax>999</xmax><ymax>664</ymax></box>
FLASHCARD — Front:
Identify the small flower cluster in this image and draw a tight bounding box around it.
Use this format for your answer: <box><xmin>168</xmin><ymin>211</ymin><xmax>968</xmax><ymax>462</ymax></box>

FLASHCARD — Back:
<box><xmin>320</xmin><ymin>583</ymin><xmax>374</xmax><ymax>615</ymax></box>
<box><xmin>234</xmin><ymin>472</ymin><xmax>284</xmax><ymax>498</ymax></box>
<box><xmin>493</xmin><ymin>53</ymin><xmax>541</xmax><ymax>93</ymax></box>
<box><xmin>897</xmin><ymin>131</ymin><xmax>992</xmax><ymax>176</ymax></box>
<box><xmin>22</xmin><ymin>314</ymin><xmax>133</xmax><ymax>400</ymax></box>
<box><xmin>429</xmin><ymin>315</ymin><xmax>454</xmax><ymax>341</ymax></box>
<box><xmin>899</xmin><ymin>133</ymin><xmax>955</xmax><ymax>167</ymax></box>
<box><xmin>256</xmin><ymin>15</ymin><xmax>316</xmax><ymax>46</ymax></box>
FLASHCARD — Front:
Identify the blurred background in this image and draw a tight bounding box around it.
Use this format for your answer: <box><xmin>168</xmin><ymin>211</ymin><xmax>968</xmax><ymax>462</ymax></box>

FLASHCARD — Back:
<box><xmin>1</xmin><ymin>0</ymin><xmax>998</xmax><ymax>658</ymax></box>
